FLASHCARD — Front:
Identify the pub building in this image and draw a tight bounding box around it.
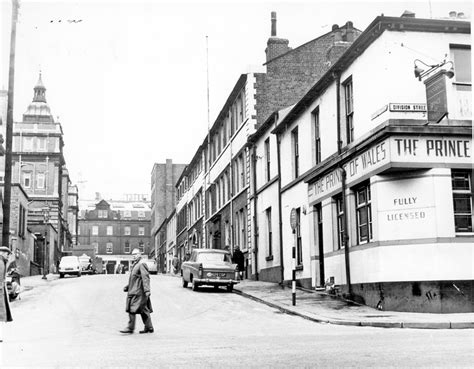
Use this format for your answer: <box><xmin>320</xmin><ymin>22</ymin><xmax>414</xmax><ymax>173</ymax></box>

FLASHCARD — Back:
<box><xmin>272</xmin><ymin>14</ymin><xmax>471</xmax><ymax>312</ymax></box>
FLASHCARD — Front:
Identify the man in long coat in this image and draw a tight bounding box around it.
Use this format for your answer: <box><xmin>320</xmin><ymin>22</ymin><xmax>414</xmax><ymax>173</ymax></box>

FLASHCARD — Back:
<box><xmin>120</xmin><ymin>248</ymin><xmax>154</xmax><ymax>334</ymax></box>
<box><xmin>0</xmin><ymin>246</ymin><xmax>13</xmax><ymax>342</ymax></box>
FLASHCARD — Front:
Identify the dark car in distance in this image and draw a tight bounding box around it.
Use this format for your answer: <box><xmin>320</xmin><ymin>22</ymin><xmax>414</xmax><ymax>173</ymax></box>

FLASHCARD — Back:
<box><xmin>181</xmin><ymin>249</ymin><xmax>239</xmax><ymax>292</ymax></box>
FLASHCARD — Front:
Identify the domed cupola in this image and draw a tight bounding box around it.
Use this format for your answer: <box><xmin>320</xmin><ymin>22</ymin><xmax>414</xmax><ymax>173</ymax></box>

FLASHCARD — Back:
<box><xmin>23</xmin><ymin>72</ymin><xmax>54</xmax><ymax>122</ymax></box>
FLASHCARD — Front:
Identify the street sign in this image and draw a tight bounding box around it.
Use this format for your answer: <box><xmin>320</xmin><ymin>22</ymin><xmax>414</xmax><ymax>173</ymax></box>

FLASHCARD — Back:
<box><xmin>290</xmin><ymin>208</ymin><xmax>297</xmax><ymax>231</ymax></box>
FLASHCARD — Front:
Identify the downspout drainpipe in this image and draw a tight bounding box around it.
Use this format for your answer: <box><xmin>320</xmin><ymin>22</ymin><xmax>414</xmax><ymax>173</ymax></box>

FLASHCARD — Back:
<box><xmin>251</xmin><ymin>143</ymin><xmax>259</xmax><ymax>280</ymax></box>
<box><xmin>336</xmin><ymin>71</ymin><xmax>352</xmax><ymax>298</ymax></box>
<box><xmin>276</xmin><ymin>119</ymin><xmax>285</xmax><ymax>286</ymax></box>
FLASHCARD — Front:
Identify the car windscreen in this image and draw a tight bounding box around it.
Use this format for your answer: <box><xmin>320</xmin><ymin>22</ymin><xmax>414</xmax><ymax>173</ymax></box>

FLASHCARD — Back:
<box><xmin>196</xmin><ymin>253</ymin><xmax>231</xmax><ymax>263</ymax></box>
<box><xmin>60</xmin><ymin>257</ymin><xmax>78</xmax><ymax>264</ymax></box>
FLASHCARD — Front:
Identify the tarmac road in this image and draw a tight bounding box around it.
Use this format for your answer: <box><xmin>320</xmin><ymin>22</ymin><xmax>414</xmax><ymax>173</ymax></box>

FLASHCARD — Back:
<box><xmin>1</xmin><ymin>274</ymin><xmax>473</xmax><ymax>368</ymax></box>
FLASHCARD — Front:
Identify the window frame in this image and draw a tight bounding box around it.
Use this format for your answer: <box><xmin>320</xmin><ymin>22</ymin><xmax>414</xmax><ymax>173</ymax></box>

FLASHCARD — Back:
<box><xmin>296</xmin><ymin>207</ymin><xmax>302</xmax><ymax>266</ymax></box>
<box><xmin>343</xmin><ymin>77</ymin><xmax>354</xmax><ymax>144</ymax></box>
<box><xmin>264</xmin><ymin>138</ymin><xmax>271</xmax><ymax>182</ymax></box>
<box><xmin>291</xmin><ymin>127</ymin><xmax>299</xmax><ymax>179</ymax></box>
<box><xmin>312</xmin><ymin>107</ymin><xmax>321</xmax><ymax>165</ymax></box>
<box><xmin>355</xmin><ymin>182</ymin><xmax>372</xmax><ymax>244</ymax></box>
<box><xmin>266</xmin><ymin>207</ymin><xmax>273</xmax><ymax>257</ymax></box>
<box><xmin>452</xmin><ymin>170</ymin><xmax>473</xmax><ymax>233</ymax></box>
<box><xmin>335</xmin><ymin>195</ymin><xmax>345</xmax><ymax>250</ymax></box>
<box><xmin>92</xmin><ymin>225</ymin><xmax>99</xmax><ymax>236</ymax></box>
<box><xmin>106</xmin><ymin>225</ymin><xmax>113</xmax><ymax>236</ymax></box>
<box><xmin>106</xmin><ymin>242</ymin><xmax>113</xmax><ymax>254</ymax></box>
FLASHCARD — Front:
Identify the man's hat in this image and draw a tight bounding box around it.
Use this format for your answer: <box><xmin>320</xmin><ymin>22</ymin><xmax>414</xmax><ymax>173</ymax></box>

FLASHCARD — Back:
<box><xmin>0</xmin><ymin>246</ymin><xmax>12</xmax><ymax>254</ymax></box>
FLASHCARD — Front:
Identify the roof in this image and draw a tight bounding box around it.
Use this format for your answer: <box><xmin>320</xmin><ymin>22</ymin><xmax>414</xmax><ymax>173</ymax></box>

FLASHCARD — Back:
<box><xmin>272</xmin><ymin>15</ymin><xmax>471</xmax><ymax>134</ymax></box>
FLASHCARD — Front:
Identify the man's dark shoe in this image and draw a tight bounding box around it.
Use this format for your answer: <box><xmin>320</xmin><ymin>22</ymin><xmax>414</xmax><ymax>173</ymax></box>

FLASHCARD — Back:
<box><xmin>119</xmin><ymin>329</ymin><xmax>134</xmax><ymax>334</ymax></box>
<box><xmin>139</xmin><ymin>328</ymin><xmax>154</xmax><ymax>334</ymax></box>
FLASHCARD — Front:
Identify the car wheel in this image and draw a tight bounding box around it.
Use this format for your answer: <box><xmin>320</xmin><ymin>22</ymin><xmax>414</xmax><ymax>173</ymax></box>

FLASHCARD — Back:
<box><xmin>59</xmin><ymin>273</ymin><xmax>64</xmax><ymax>279</ymax></box>
<box><xmin>213</xmin><ymin>285</ymin><xmax>219</xmax><ymax>291</ymax></box>
<box><xmin>192</xmin><ymin>279</ymin><xmax>199</xmax><ymax>291</ymax></box>
<box><xmin>182</xmin><ymin>278</ymin><xmax>188</xmax><ymax>288</ymax></box>
<box><xmin>227</xmin><ymin>284</ymin><xmax>233</xmax><ymax>293</ymax></box>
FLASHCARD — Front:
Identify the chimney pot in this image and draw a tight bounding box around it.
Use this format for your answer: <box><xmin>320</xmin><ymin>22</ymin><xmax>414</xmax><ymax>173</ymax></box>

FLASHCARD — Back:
<box><xmin>332</xmin><ymin>24</ymin><xmax>339</xmax><ymax>31</ymax></box>
<box><xmin>271</xmin><ymin>11</ymin><xmax>277</xmax><ymax>37</ymax></box>
<box><xmin>345</xmin><ymin>21</ymin><xmax>353</xmax><ymax>28</ymax></box>
<box><xmin>457</xmin><ymin>12</ymin><xmax>465</xmax><ymax>18</ymax></box>
<box><xmin>449</xmin><ymin>11</ymin><xmax>457</xmax><ymax>18</ymax></box>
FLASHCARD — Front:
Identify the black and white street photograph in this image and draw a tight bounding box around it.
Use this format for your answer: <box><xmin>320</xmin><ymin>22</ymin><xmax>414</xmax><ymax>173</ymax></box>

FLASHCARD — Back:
<box><xmin>0</xmin><ymin>0</ymin><xmax>473</xmax><ymax>367</ymax></box>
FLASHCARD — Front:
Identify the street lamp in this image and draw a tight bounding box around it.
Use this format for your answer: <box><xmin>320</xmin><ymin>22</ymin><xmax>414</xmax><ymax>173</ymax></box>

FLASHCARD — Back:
<box><xmin>413</xmin><ymin>58</ymin><xmax>455</xmax><ymax>81</ymax></box>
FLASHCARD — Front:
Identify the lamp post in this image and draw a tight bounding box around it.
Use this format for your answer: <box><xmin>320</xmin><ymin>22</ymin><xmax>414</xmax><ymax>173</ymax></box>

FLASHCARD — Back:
<box><xmin>2</xmin><ymin>0</ymin><xmax>20</xmax><ymax>249</ymax></box>
<box><xmin>42</xmin><ymin>207</ymin><xmax>50</xmax><ymax>279</ymax></box>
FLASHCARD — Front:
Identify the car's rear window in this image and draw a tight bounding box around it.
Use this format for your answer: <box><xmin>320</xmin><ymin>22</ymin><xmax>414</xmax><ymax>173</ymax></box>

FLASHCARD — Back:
<box><xmin>197</xmin><ymin>253</ymin><xmax>231</xmax><ymax>263</ymax></box>
<box><xmin>61</xmin><ymin>256</ymin><xmax>78</xmax><ymax>262</ymax></box>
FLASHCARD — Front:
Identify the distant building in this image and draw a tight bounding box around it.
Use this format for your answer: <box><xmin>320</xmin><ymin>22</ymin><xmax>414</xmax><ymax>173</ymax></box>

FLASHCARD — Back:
<box><xmin>8</xmin><ymin>74</ymin><xmax>77</xmax><ymax>273</ymax></box>
<box><xmin>150</xmin><ymin>159</ymin><xmax>186</xmax><ymax>253</ymax></box>
<box><xmin>78</xmin><ymin>198</ymin><xmax>152</xmax><ymax>273</ymax></box>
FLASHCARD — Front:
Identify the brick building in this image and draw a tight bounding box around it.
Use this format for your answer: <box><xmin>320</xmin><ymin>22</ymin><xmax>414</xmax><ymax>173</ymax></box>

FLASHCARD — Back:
<box><xmin>78</xmin><ymin>199</ymin><xmax>152</xmax><ymax>273</ymax></box>
<box><xmin>150</xmin><ymin>159</ymin><xmax>186</xmax><ymax>256</ymax></box>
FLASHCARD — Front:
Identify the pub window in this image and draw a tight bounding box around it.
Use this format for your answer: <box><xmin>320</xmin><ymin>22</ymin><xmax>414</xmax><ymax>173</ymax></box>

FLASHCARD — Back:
<box><xmin>452</xmin><ymin>170</ymin><xmax>473</xmax><ymax>232</ymax></box>
<box><xmin>312</xmin><ymin>107</ymin><xmax>321</xmax><ymax>165</ymax></box>
<box><xmin>343</xmin><ymin>77</ymin><xmax>354</xmax><ymax>144</ymax></box>
<box><xmin>291</xmin><ymin>127</ymin><xmax>299</xmax><ymax>179</ymax></box>
<box><xmin>335</xmin><ymin>195</ymin><xmax>345</xmax><ymax>249</ymax></box>
<box><xmin>450</xmin><ymin>44</ymin><xmax>471</xmax><ymax>84</ymax></box>
<box><xmin>355</xmin><ymin>182</ymin><xmax>372</xmax><ymax>243</ymax></box>
<box><xmin>264</xmin><ymin>138</ymin><xmax>271</xmax><ymax>182</ymax></box>
<box><xmin>266</xmin><ymin>207</ymin><xmax>272</xmax><ymax>256</ymax></box>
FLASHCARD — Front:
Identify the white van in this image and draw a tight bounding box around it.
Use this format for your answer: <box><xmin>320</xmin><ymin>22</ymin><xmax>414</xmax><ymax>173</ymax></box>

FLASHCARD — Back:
<box><xmin>59</xmin><ymin>256</ymin><xmax>82</xmax><ymax>278</ymax></box>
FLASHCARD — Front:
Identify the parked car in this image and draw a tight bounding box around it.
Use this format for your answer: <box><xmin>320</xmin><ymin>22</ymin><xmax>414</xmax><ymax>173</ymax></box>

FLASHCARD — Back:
<box><xmin>58</xmin><ymin>256</ymin><xmax>82</xmax><ymax>278</ymax></box>
<box><xmin>181</xmin><ymin>249</ymin><xmax>238</xmax><ymax>292</ymax></box>
<box><xmin>78</xmin><ymin>254</ymin><xmax>93</xmax><ymax>275</ymax></box>
<box><xmin>144</xmin><ymin>259</ymin><xmax>158</xmax><ymax>275</ymax></box>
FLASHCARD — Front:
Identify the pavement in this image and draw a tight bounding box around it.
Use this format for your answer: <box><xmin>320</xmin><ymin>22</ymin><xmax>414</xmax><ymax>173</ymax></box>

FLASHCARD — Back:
<box><xmin>233</xmin><ymin>279</ymin><xmax>474</xmax><ymax>329</ymax></box>
<box><xmin>17</xmin><ymin>274</ymin><xmax>474</xmax><ymax>329</ymax></box>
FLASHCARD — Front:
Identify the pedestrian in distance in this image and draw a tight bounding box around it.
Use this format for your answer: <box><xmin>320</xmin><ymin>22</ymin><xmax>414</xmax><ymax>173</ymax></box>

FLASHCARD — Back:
<box><xmin>172</xmin><ymin>254</ymin><xmax>179</xmax><ymax>275</ymax></box>
<box><xmin>0</xmin><ymin>246</ymin><xmax>14</xmax><ymax>342</ymax></box>
<box><xmin>120</xmin><ymin>248</ymin><xmax>154</xmax><ymax>334</ymax></box>
<box><xmin>232</xmin><ymin>246</ymin><xmax>245</xmax><ymax>280</ymax></box>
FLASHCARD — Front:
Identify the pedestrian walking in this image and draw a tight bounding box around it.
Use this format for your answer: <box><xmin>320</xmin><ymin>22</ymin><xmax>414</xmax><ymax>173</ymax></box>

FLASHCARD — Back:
<box><xmin>120</xmin><ymin>248</ymin><xmax>154</xmax><ymax>334</ymax></box>
<box><xmin>172</xmin><ymin>254</ymin><xmax>179</xmax><ymax>274</ymax></box>
<box><xmin>232</xmin><ymin>246</ymin><xmax>245</xmax><ymax>280</ymax></box>
<box><xmin>0</xmin><ymin>246</ymin><xmax>14</xmax><ymax>342</ymax></box>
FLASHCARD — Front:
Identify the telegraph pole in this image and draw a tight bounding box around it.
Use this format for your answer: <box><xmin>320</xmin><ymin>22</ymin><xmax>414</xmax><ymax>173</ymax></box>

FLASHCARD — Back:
<box><xmin>2</xmin><ymin>0</ymin><xmax>20</xmax><ymax>248</ymax></box>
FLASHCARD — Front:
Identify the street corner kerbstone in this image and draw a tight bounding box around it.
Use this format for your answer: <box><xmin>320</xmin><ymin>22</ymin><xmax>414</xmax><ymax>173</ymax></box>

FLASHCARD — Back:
<box><xmin>361</xmin><ymin>321</ymin><xmax>402</xmax><ymax>328</ymax></box>
<box><xmin>449</xmin><ymin>322</ymin><xmax>474</xmax><ymax>329</ymax></box>
<box><xmin>401</xmin><ymin>322</ymin><xmax>451</xmax><ymax>329</ymax></box>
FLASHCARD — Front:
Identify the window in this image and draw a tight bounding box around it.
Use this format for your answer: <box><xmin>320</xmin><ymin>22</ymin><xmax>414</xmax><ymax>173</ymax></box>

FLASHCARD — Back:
<box><xmin>139</xmin><ymin>226</ymin><xmax>145</xmax><ymax>236</ymax></box>
<box><xmin>264</xmin><ymin>138</ymin><xmax>271</xmax><ymax>182</ymax></box>
<box><xmin>23</xmin><ymin>137</ymin><xmax>33</xmax><ymax>152</ymax></box>
<box><xmin>335</xmin><ymin>195</ymin><xmax>345</xmax><ymax>249</ymax></box>
<box><xmin>312</xmin><ymin>107</ymin><xmax>321</xmax><ymax>164</ymax></box>
<box><xmin>291</xmin><ymin>127</ymin><xmax>299</xmax><ymax>178</ymax></box>
<box><xmin>36</xmin><ymin>173</ymin><xmax>45</xmax><ymax>189</ymax></box>
<box><xmin>98</xmin><ymin>210</ymin><xmax>107</xmax><ymax>218</ymax></box>
<box><xmin>239</xmin><ymin>154</ymin><xmax>245</xmax><ymax>188</ymax></box>
<box><xmin>124</xmin><ymin>241</ymin><xmax>130</xmax><ymax>253</ymax></box>
<box><xmin>355</xmin><ymin>183</ymin><xmax>372</xmax><ymax>243</ymax></box>
<box><xmin>92</xmin><ymin>242</ymin><xmax>98</xmax><ymax>254</ymax></box>
<box><xmin>124</xmin><ymin>210</ymin><xmax>131</xmax><ymax>218</ymax></box>
<box><xmin>266</xmin><ymin>207</ymin><xmax>272</xmax><ymax>256</ymax></box>
<box><xmin>452</xmin><ymin>170</ymin><xmax>473</xmax><ymax>232</ymax></box>
<box><xmin>23</xmin><ymin>172</ymin><xmax>31</xmax><ymax>188</ymax></box>
<box><xmin>18</xmin><ymin>204</ymin><xmax>26</xmax><ymax>237</ymax></box>
<box><xmin>138</xmin><ymin>211</ymin><xmax>145</xmax><ymax>219</ymax></box>
<box><xmin>138</xmin><ymin>241</ymin><xmax>145</xmax><ymax>253</ymax></box>
<box><xmin>344</xmin><ymin>78</ymin><xmax>354</xmax><ymax>144</ymax></box>
<box><xmin>450</xmin><ymin>45</ymin><xmax>471</xmax><ymax>84</ymax></box>
<box><xmin>106</xmin><ymin>242</ymin><xmax>113</xmax><ymax>254</ymax></box>
<box><xmin>124</xmin><ymin>226</ymin><xmax>131</xmax><ymax>235</ymax></box>
<box><xmin>92</xmin><ymin>226</ymin><xmax>99</xmax><ymax>236</ymax></box>
<box><xmin>106</xmin><ymin>226</ymin><xmax>113</xmax><ymax>236</ymax></box>
<box><xmin>296</xmin><ymin>208</ymin><xmax>302</xmax><ymax>266</ymax></box>
<box><xmin>38</xmin><ymin>137</ymin><xmax>47</xmax><ymax>151</ymax></box>
<box><xmin>239</xmin><ymin>208</ymin><xmax>246</xmax><ymax>248</ymax></box>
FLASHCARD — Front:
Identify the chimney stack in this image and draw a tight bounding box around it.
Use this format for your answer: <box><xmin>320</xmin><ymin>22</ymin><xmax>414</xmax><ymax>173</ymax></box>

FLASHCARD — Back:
<box><xmin>271</xmin><ymin>11</ymin><xmax>277</xmax><ymax>36</ymax></box>
<box><xmin>265</xmin><ymin>12</ymin><xmax>291</xmax><ymax>63</ymax></box>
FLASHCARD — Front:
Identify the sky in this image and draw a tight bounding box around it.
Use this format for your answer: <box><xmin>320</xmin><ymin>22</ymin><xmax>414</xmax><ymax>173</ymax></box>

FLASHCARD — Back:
<box><xmin>0</xmin><ymin>0</ymin><xmax>471</xmax><ymax>200</ymax></box>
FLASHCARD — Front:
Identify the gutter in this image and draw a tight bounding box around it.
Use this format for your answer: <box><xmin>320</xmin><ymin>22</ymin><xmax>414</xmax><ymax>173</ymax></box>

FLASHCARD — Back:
<box><xmin>251</xmin><ymin>144</ymin><xmax>259</xmax><ymax>280</ymax></box>
<box><xmin>276</xmin><ymin>125</ymin><xmax>285</xmax><ymax>285</ymax></box>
